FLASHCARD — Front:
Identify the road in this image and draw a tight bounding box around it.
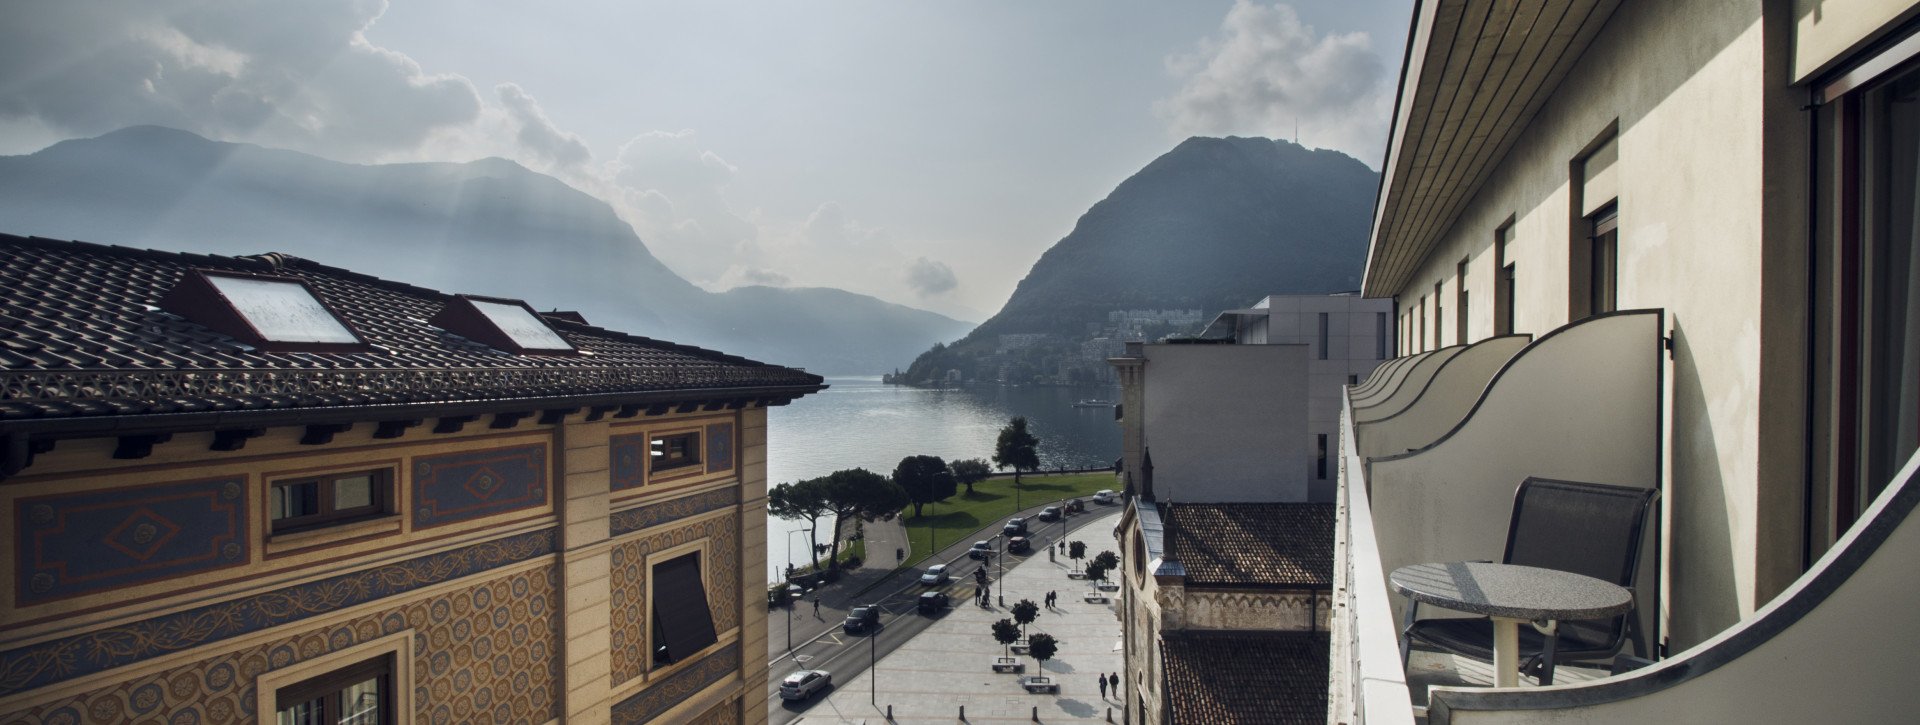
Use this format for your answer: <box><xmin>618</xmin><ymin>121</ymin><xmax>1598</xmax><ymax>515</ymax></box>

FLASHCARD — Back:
<box><xmin>766</xmin><ymin>499</ymin><xmax>1122</xmax><ymax>723</ymax></box>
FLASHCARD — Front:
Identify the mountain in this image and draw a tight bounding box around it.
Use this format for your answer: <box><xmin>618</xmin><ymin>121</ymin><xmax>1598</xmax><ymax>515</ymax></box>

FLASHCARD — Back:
<box><xmin>902</xmin><ymin>136</ymin><xmax>1377</xmax><ymax>383</ymax></box>
<box><xmin>0</xmin><ymin>126</ymin><xmax>972</xmax><ymax>374</ymax></box>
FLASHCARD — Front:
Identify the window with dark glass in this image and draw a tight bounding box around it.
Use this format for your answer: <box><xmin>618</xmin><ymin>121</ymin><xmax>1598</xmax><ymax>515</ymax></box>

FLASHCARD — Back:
<box><xmin>1494</xmin><ymin>222</ymin><xmax>1516</xmax><ymax>335</ymax></box>
<box><xmin>271</xmin><ymin>470</ymin><xmax>391</xmax><ymax>533</ymax></box>
<box><xmin>1433</xmin><ymin>280</ymin><xmax>1445</xmax><ymax>349</ymax></box>
<box><xmin>1456</xmin><ymin>258</ymin><xmax>1471</xmax><ymax>344</ymax></box>
<box><xmin>649</xmin><ymin>432</ymin><xmax>701</xmax><ymax>473</ymax></box>
<box><xmin>275</xmin><ymin>654</ymin><xmax>391</xmax><ymax>725</ymax></box>
<box><xmin>1317</xmin><ymin>313</ymin><xmax>1329</xmax><ymax>360</ymax></box>
<box><xmin>1589</xmin><ymin>204</ymin><xmax>1619</xmax><ymax>315</ymax></box>
<box><xmin>1315</xmin><ymin>434</ymin><xmax>1329</xmax><ymax>480</ymax></box>
<box><xmin>1816</xmin><ymin>51</ymin><xmax>1920</xmax><ymax>542</ymax></box>
<box><xmin>651</xmin><ymin>552</ymin><xmax>718</xmax><ymax>666</ymax></box>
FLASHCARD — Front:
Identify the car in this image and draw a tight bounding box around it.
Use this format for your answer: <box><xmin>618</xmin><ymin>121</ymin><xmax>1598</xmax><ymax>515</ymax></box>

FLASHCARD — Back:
<box><xmin>969</xmin><ymin>541</ymin><xmax>994</xmax><ymax>560</ymax></box>
<box><xmin>917</xmin><ymin>590</ymin><xmax>950</xmax><ymax>614</ymax></box>
<box><xmin>843</xmin><ymin>604</ymin><xmax>881</xmax><ymax>633</ymax></box>
<box><xmin>1093</xmin><ymin>489</ymin><xmax>1116</xmax><ymax>504</ymax></box>
<box><xmin>1065</xmin><ymin>498</ymin><xmax>1085</xmax><ymax>514</ymax></box>
<box><xmin>1007</xmin><ymin>536</ymin><xmax>1032</xmax><ymax>554</ymax></box>
<box><xmin>1002</xmin><ymin>517</ymin><xmax>1029</xmax><ymax>536</ymax></box>
<box><xmin>1037</xmin><ymin>506</ymin><xmax>1062</xmax><ymax>522</ymax></box>
<box><xmin>920</xmin><ymin>564</ymin><xmax>950</xmax><ymax>585</ymax></box>
<box><xmin>779</xmin><ymin>670</ymin><xmax>832</xmax><ymax>700</ymax></box>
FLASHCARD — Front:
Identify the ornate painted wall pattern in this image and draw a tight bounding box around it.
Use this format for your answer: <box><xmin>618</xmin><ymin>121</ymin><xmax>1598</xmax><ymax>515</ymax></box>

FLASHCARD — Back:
<box><xmin>609</xmin><ymin>433</ymin><xmax>649</xmax><ymax>491</ymax></box>
<box><xmin>14</xmin><ymin>476</ymin><xmax>249</xmax><ymax>606</ymax></box>
<box><xmin>0</xmin><ymin>529</ymin><xmax>556</xmax><ymax>697</ymax></box>
<box><xmin>413</xmin><ymin>445</ymin><xmax>548</xmax><ymax>529</ymax></box>
<box><xmin>6</xmin><ymin>565</ymin><xmax>561</xmax><ymax>725</ymax></box>
<box><xmin>686</xmin><ymin>697</ymin><xmax>742</xmax><ymax>725</ymax></box>
<box><xmin>609</xmin><ymin>487</ymin><xmax>738</xmax><ymax>536</ymax></box>
<box><xmin>608</xmin><ymin>513</ymin><xmax>741</xmax><ymax>685</ymax></box>
<box><xmin>610</xmin><ymin>642</ymin><xmax>740</xmax><ymax>725</ymax></box>
<box><xmin>705</xmin><ymin>422</ymin><xmax>734</xmax><ymax>474</ymax></box>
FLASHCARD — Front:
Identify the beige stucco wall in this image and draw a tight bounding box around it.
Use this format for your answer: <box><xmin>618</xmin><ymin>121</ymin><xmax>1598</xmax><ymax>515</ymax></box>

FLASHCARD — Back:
<box><xmin>1791</xmin><ymin>0</ymin><xmax>1920</xmax><ymax>81</ymax></box>
<box><xmin>1141</xmin><ymin>344</ymin><xmax>1311</xmax><ymax>501</ymax></box>
<box><xmin>1385</xmin><ymin>0</ymin><xmax>1816</xmax><ymax>650</ymax></box>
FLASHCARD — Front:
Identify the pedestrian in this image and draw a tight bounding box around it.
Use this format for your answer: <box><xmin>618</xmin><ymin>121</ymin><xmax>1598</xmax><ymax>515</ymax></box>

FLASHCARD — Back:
<box><xmin>1099</xmin><ymin>675</ymin><xmax>1108</xmax><ymax>699</ymax></box>
<box><xmin>811</xmin><ymin>594</ymin><xmax>820</xmax><ymax>619</ymax></box>
<box><xmin>895</xmin><ymin>547</ymin><xmax>904</xmax><ymax>563</ymax></box>
<box><xmin>1110</xmin><ymin>673</ymin><xmax>1120</xmax><ymax>694</ymax></box>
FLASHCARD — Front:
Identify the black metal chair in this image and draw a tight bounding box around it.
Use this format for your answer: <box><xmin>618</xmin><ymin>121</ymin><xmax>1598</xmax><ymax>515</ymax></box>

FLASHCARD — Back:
<box><xmin>1399</xmin><ymin>478</ymin><xmax>1658</xmax><ymax>685</ymax></box>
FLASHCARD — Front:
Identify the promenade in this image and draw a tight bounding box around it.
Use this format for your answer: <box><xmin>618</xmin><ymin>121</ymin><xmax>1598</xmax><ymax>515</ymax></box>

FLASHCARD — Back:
<box><xmin>787</xmin><ymin>509</ymin><xmax>1127</xmax><ymax>724</ymax></box>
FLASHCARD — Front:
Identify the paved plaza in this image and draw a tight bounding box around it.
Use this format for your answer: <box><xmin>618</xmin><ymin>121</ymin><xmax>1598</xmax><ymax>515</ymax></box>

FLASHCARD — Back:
<box><xmin>794</xmin><ymin>510</ymin><xmax>1128</xmax><ymax>724</ymax></box>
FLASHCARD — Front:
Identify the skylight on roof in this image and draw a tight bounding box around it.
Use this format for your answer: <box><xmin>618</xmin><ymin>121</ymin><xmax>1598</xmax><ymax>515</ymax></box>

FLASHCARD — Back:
<box><xmin>203</xmin><ymin>274</ymin><xmax>360</xmax><ymax>344</ymax></box>
<box><xmin>427</xmin><ymin>295</ymin><xmax>577</xmax><ymax>355</ymax></box>
<box><xmin>159</xmin><ymin>269</ymin><xmax>368</xmax><ymax>352</ymax></box>
<box><xmin>470</xmin><ymin>300</ymin><xmax>574</xmax><ymax>351</ymax></box>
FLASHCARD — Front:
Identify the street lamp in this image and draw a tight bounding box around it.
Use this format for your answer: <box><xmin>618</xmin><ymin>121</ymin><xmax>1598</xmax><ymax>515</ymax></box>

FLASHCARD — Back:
<box><xmin>995</xmin><ymin>533</ymin><xmax>1006</xmax><ymax>606</ymax></box>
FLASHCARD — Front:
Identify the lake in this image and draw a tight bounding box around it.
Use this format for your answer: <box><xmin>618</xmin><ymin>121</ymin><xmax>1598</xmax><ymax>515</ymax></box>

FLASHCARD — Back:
<box><xmin>763</xmin><ymin>377</ymin><xmax>1120</xmax><ymax>575</ymax></box>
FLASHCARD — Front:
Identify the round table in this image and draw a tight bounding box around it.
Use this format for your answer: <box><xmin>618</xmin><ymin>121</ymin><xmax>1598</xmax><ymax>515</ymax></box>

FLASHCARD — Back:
<box><xmin>1390</xmin><ymin>562</ymin><xmax>1632</xmax><ymax>687</ymax></box>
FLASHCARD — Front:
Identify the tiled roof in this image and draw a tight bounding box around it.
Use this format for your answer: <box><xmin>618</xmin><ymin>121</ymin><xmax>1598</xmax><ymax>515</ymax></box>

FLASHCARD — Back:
<box><xmin>0</xmin><ymin>234</ymin><xmax>823</xmax><ymax>422</ymax></box>
<box><xmin>1161</xmin><ymin>630</ymin><xmax>1329</xmax><ymax>725</ymax></box>
<box><xmin>1163</xmin><ymin>502</ymin><xmax>1334</xmax><ymax>588</ymax></box>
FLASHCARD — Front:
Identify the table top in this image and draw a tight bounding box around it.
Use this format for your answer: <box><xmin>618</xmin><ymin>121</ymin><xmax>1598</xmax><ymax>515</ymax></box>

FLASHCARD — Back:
<box><xmin>1390</xmin><ymin>562</ymin><xmax>1631</xmax><ymax>621</ymax></box>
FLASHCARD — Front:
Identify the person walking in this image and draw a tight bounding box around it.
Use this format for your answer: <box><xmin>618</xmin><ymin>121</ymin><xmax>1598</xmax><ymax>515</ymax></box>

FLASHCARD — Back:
<box><xmin>811</xmin><ymin>594</ymin><xmax>821</xmax><ymax>619</ymax></box>
<box><xmin>1109</xmin><ymin>673</ymin><xmax>1120</xmax><ymax>695</ymax></box>
<box><xmin>1099</xmin><ymin>675</ymin><xmax>1109</xmax><ymax>699</ymax></box>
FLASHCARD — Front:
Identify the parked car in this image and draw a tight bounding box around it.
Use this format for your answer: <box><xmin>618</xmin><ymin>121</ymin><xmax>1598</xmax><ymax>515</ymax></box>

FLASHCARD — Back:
<box><xmin>779</xmin><ymin>670</ymin><xmax>832</xmax><ymax>700</ymax></box>
<box><xmin>843</xmin><ymin>604</ymin><xmax>881</xmax><ymax>633</ymax></box>
<box><xmin>1037</xmin><ymin>506</ymin><xmax>1062</xmax><ymax>522</ymax></box>
<box><xmin>917</xmin><ymin>590</ymin><xmax>950</xmax><ymax>614</ymax></box>
<box><xmin>969</xmin><ymin>540</ymin><xmax>994</xmax><ymax>560</ymax></box>
<box><xmin>1003</xmin><ymin>517</ymin><xmax>1029</xmax><ymax>536</ymax></box>
<box><xmin>920</xmin><ymin>564</ymin><xmax>950</xmax><ymax>585</ymax></box>
<box><xmin>1007</xmin><ymin>536</ymin><xmax>1032</xmax><ymax>554</ymax></box>
<box><xmin>1093</xmin><ymin>489</ymin><xmax>1116</xmax><ymax>504</ymax></box>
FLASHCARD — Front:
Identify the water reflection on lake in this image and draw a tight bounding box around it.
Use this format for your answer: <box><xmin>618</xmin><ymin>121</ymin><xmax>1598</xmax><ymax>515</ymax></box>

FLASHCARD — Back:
<box><xmin>764</xmin><ymin>377</ymin><xmax>1120</xmax><ymax>575</ymax></box>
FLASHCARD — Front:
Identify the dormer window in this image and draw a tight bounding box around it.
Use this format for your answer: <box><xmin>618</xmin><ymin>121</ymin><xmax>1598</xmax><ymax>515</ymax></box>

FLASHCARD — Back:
<box><xmin>428</xmin><ymin>294</ymin><xmax>576</xmax><ymax>355</ymax></box>
<box><xmin>159</xmin><ymin>269</ymin><xmax>369</xmax><ymax>352</ymax></box>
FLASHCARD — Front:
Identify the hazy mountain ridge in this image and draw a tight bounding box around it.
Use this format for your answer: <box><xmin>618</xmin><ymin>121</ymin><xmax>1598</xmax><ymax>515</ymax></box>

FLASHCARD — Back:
<box><xmin>902</xmin><ymin>136</ymin><xmax>1377</xmax><ymax>383</ymax></box>
<box><xmin>0</xmin><ymin>126</ymin><xmax>971</xmax><ymax>374</ymax></box>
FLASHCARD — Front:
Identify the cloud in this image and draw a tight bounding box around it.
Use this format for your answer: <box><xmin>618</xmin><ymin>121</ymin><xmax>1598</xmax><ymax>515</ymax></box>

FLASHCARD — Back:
<box><xmin>1155</xmin><ymin>1</ymin><xmax>1390</xmax><ymax>165</ymax></box>
<box><xmin>735</xmin><ymin>268</ymin><xmax>791</xmax><ymax>287</ymax></box>
<box><xmin>905</xmin><ymin>257</ymin><xmax>959</xmax><ymax>297</ymax></box>
<box><xmin>498</xmin><ymin>83</ymin><xmax>591</xmax><ymax>171</ymax></box>
<box><xmin>0</xmin><ymin>1</ymin><xmax>482</xmax><ymax>160</ymax></box>
<box><xmin>605</xmin><ymin>130</ymin><xmax>758</xmax><ymax>285</ymax></box>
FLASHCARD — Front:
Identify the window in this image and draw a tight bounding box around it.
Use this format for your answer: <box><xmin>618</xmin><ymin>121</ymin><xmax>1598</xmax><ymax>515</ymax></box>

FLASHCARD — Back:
<box><xmin>159</xmin><ymin>269</ymin><xmax>369</xmax><ymax>352</ymax></box>
<box><xmin>1416</xmin><ymin>297</ymin><xmax>1426</xmax><ymax>353</ymax></box>
<box><xmin>1317</xmin><ymin>313</ymin><xmax>1330</xmax><ymax>360</ymax></box>
<box><xmin>1433</xmin><ymin>280</ymin><xmax>1445</xmax><ymax>348</ymax></box>
<box><xmin>427</xmin><ymin>294</ymin><xmax>575</xmax><ymax>355</ymax></box>
<box><xmin>1588</xmin><ymin>204</ymin><xmax>1620</xmax><ymax>315</ymax></box>
<box><xmin>649</xmin><ymin>432</ymin><xmax>702</xmax><ymax>474</ymax></box>
<box><xmin>1348</xmin><ymin>374</ymin><xmax>1359</xmax><ymax>385</ymax></box>
<box><xmin>1456</xmin><ymin>258</ymin><xmax>1471</xmax><ymax>344</ymax></box>
<box><xmin>274</xmin><ymin>654</ymin><xmax>391</xmax><ymax>725</ymax></box>
<box><xmin>1815</xmin><ymin>48</ymin><xmax>1920</xmax><ymax>543</ymax></box>
<box><xmin>271</xmin><ymin>470</ymin><xmax>391</xmax><ymax>533</ymax></box>
<box><xmin>651</xmin><ymin>551</ymin><xmax>718</xmax><ymax>666</ymax></box>
<box><xmin>1315</xmin><ymin>434</ymin><xmax>1328</xmax><ymax>480</ymax></box>
<box><xmin>1494</xmin><ymin>222</ymin><xmax>1516</xmax><ymax>335</ymax></box>
<box><xmin>1376</xmin><ymin>312</ymin><xmax>1389</xmax><ymax>358</ymax></box>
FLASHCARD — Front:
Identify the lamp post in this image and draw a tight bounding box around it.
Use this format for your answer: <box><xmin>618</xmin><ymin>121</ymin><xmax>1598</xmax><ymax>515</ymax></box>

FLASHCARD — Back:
<box><xmin>995</xmin><ymin>533</ymin><xmax>1006</xmax><ymax>606</ymax></box>
<box><xmin>870</xmin><ymin>624</ymin><xmax>878</xmax><ymax>705</ymax></box>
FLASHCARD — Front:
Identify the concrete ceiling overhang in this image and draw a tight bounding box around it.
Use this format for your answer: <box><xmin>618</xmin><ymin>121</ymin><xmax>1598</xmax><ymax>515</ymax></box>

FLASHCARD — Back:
<box><xmin>1362</xmin><ymin>0</ymin><xmax>1624</xmax><ymax>298</ymax></box>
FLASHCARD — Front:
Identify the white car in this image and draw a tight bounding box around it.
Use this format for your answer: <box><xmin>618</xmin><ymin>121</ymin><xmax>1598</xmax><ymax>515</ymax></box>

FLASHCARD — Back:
<box><xmin>779</xmin><ymin>670</ymin><xmax>832</xmax><ymax>700</ymax></box>
<box><xmin>920</xmin><ymin>564</ymin><xmax>949</xmax><ymax>585</ymax></box>
<box><xmin>1093</xmin><ymin>489</ymin><xmax>1116</xmax><ymax>504</ymax></box>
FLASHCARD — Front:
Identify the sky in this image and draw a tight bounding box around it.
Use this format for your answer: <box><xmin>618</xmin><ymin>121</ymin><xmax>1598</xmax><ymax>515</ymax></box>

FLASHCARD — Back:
<box><xmin>0</xmin><ymin>0</ymin><xmax>1413</xmax><ymax>322</ymax></box>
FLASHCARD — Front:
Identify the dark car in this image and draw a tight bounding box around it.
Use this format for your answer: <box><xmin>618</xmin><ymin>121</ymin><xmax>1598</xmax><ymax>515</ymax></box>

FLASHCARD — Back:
<box><xmin>969</xmin><ymin>540</ymin><xmax>994</xmax><ymax>560</ymax></box>
<box><xmin>1002</xmin><ymin>517</ymin><xmax>1029</xmax><ymax>536</ymax></box>
<box><xmin>843</xmin><ymin>604</ymin><xmax>882</xmax><ymax>633</ymax></box>
<box><xmin>917</xmin><ymin>590</ymin><xmax>950</xmax><ymax>614</ymax></box>
<box><xmin>1007</xmin><ymin>536</ymin><xmax>1032</xmax><ymax>554</ymax></box>
<box><xmin>1065</xmin><ymin>498</ymin><xmax>1086</xmax><ymax>514</ymax></box>
<box><xmin>1037</xmin><ymin>506</ymin><xmax>1062</xmax><ymax>522</ymax></box>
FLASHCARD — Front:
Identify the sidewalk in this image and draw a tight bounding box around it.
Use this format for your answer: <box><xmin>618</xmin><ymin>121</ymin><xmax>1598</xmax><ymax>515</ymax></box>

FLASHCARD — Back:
<box><xmin>798</xmin><ymin>510</ymin><xmax>1127</xmax><ymax>723</ymax></box>
<box><xmin>768</xmin><ymin>516</ymin><xmax>911</xmax><ymax>660</ymax></box>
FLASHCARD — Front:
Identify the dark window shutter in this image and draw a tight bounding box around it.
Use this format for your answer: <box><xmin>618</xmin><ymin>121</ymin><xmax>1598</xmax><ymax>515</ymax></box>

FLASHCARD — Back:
<box><xmin>652</xmin><ymin>553</ymin><xmax>718</xmax><ymax>663</ymax></box>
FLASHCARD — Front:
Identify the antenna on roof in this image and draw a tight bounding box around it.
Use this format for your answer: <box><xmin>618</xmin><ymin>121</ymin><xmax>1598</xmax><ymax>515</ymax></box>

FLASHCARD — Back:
<box><xmin>1294</xmin><ymin>117</ymin><xmax>1299</xmax><ymax>145</ymax></box>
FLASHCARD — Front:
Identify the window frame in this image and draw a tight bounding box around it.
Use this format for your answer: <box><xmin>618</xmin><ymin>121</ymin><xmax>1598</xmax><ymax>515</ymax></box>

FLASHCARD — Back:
<box><xmin>646</xmin><ymin>542</ymin><xmax>719</xmax><ymax>671</ymax></box>
<box><xmin>648</xmin><ymin>430</ymin><xmax>704</xmax><ymax>476</ymax></box>
<box><xmin>256</xmin><ymin>630</ymin><xmax>412</xmax><ymax>725</ymax></box>
<box><xmin>269</xmin><ymin>468</ymin><xmax>394</xmax><ymax>534</ymax></box>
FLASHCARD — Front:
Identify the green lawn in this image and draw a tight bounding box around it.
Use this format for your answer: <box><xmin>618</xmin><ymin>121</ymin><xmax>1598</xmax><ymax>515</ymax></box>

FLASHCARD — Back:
<box><xmin>901</xmin><ymin>472</ymin><xmax>1117</xmax><ymax>566</ymax></box>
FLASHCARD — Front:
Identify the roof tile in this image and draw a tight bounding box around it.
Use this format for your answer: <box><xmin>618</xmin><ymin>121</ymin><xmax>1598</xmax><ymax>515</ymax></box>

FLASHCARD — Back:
<box><xmin>1163</xmin><ymin>502</ymin><xmax>1335</xmax><ymax>588</ymax></box>
<box><xmin>1161</xmin><ymin>631</ymin><xmax>1329</xmax><ymax>725</ymax></box>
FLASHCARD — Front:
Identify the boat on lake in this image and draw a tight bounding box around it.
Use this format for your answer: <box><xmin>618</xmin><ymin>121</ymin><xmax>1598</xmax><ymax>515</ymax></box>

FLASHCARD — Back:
<box><xmin>1073</xmin><ymin>399</ymin><xmax>1115</xmax><ymax>408</ymax></box>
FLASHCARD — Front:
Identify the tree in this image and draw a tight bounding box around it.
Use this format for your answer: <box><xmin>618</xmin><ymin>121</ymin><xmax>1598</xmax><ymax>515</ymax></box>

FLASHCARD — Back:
<box><xmin>950</xmin><ymin>458</ymin><xmax>992</xmax><ymax>495</ymax></box>
<box><xmin>1094</xmin><ymin>550</ymin><xmax>1120</xmax><ymax>575</ymax></box>
<box><xmin>768</xmin><ymin>477</ymin><xmax>833</xmax><ymax>575</ymax></box>
<box><xmin>1086</xmin><ymin>559</ymin><xmax>1111</xmax><ymax>584</ymax></box>
<box><xmin>893</xmin><ymin>455</ymin><xmax>956</xmax><ymax>518</ymax></box>
<box><xmin>993</xmin><ymin>417</ymin><xmax>1042</xmax><ymax>486</ymax></box>
<box><xmin>1010</xmin><ymin>598</ymin><xmax>1040</xmax><ymax>638</ymax></box>
<box><xmin>818</xmin><ymin>468</ymin><xmax>910</xmax><ymax>572</ymax></box>
<box><xmin>991</xmin><ymin>618</ymin><xmax>1022</xmax><ymax>659</ymax></box>
<box><xmin>1027</xmin><ymin>632</ymin><xmax>1060</xmax><ymax>676</ymax></box>
<box><xmin>1068</xmin><ymin>540</ymin><xmax>1087</xmax><ymax>574</ymax></box>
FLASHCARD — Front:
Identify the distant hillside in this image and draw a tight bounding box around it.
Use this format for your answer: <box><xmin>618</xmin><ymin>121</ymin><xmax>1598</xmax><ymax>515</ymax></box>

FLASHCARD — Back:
<box><xmin>903</xmin><ymin>136</ymin><xmax>1376</xmax><ymax>383</ymax></box>
<box><xmin>0</xmin><ymin>126</ymin><xmax>972</xmax><ymax>374</ymax></box>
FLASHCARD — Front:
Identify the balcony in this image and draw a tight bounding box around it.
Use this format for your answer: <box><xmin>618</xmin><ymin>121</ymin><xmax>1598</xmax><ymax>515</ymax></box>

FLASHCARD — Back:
<box><xmin>1328</xmin><ymin>309</ymin><xmax>1920</xmax><ymax>723</ymax></box>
